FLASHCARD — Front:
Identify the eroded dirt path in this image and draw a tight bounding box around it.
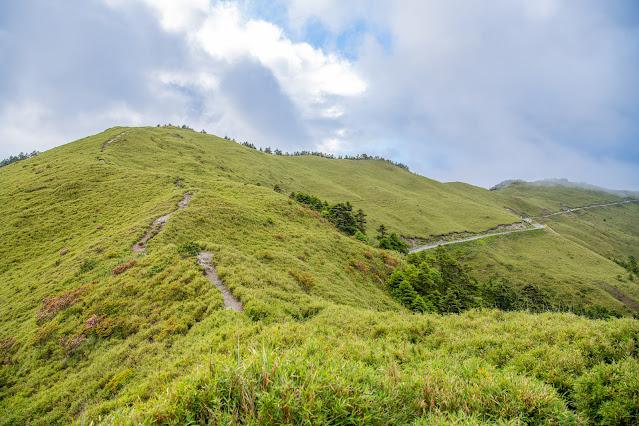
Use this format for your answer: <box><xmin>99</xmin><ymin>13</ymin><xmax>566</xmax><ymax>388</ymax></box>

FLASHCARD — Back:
<box><xmin>132</xmin><ymin>192</ymin><xmax>194</xmax><ymax>254</ymax></box>
<box><xmin>102</xmin><ymin>131</ymin><xmax>128</xmax><ymax>152</ymax></box>
<box><xmin>197</xmin><ymin>251</ymin><xmax>244</xmax><ymax>312</ymax></box>
<box><xmin>599</xmin><ymin>281</ymin><xmax>639</xmax><ymax>312</ymax></box>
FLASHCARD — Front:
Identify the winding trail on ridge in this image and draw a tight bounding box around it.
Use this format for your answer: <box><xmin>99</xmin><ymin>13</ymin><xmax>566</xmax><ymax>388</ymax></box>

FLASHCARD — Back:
<box><xmin>197</xmin><ymin>252</ymin><xmax>244</xmax><ymax>312</ymax></box>
<box><xmin>409</xmin><ymin>199</ymin><xmax>637</xmax><ymax>254</ymax></box>
<box><xmin>131</xmin><ymin>191</ymin><xmax>243</xmax><ymax>312</ymax></box>
<box><xmin>531</xmin><ymin>199</ymin><xmax>636</xmax><ymax>219</ymax></box>
<box><xmin>102</xmin><ymin>131</ymin><xmax>128</xmax><ymax>152</ymax></box>
<box><xmin>132</xmin><ymin>191</ymin><xmax>194</xmax><ymax>254</ymax></box>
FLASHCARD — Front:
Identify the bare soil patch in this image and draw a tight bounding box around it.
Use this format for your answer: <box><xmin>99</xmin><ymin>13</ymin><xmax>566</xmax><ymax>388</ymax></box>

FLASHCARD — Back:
<box><xmin>197</xmin><ymin>251</ymin><xmax>244</xmax><ymax>312</ymax></box>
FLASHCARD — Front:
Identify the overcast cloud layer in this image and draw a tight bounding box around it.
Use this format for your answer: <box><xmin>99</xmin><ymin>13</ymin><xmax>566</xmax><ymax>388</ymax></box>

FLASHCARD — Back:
<box><xmin>1</xmin><ymin>0</ymin><xmax>638</xmax><ymax>190</ymax></box>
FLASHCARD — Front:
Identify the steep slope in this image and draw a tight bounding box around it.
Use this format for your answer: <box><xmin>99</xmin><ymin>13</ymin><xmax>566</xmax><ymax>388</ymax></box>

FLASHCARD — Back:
<box><xmin>538</xmin><ymin>202</ymin><xmax>639</xmax><ymax>261</ymax></box>
<box><xmin>0</xmin><ymin>127</ymin><xmax>403</xmax><ymax>423</ymax></box>
<box><xmin>496</xmin><ymin>180</ymin><xmax>639</xmax><ymax>269</ymax></box>
<box><xmin>443</xmin><ymin>181</ymin><xmax>639</xmax><ymax>316</ymax></box>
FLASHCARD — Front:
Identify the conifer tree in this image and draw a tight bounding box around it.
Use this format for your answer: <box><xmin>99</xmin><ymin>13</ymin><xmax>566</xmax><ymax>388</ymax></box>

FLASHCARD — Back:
<box><xmin>376</xmin><ymin>224</ymin><xmax>387</xmax><ymax>239</ymax></box>
<box><xmin>355</xmin><ymin>208</ymin><xmax>367</xmax><ymax>233</ymax></box>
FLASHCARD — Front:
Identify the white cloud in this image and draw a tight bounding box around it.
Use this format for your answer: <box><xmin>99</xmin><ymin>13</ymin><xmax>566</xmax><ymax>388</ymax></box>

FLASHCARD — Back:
<box><xmin>133</xmin><ymin>1</ymin><xmax>366</xmax><ymax>117</ymax></box>
<box><xmin>3</xmin><ymin>0</ymin><xmax>636</xmax><ymax>190</ymax></box>
<box><xmin>0</xmin><ymin>102</ymin><xmax>58</xmax><ymax>155</ymax></box>
<box><xmin>0</xmin><ymin>101</ymin><xmax>153</xmax><ymax>158</ymax></box>
<box><xmin>309</xmin><ymin>0</ymin><xmax>639</xmax><ymax>189</ymax></box>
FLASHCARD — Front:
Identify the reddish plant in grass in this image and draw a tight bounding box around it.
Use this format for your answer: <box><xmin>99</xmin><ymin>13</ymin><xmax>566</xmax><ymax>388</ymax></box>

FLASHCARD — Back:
<box><xmin>85</xmin><ymin>314</ymin><xmax>106</xmax><ymax>329</ymax></box>
<box><xmin>0</xmin><ymin>336</ymin><xmax>17</xmax><ymax>364</ymax></box>
<box><xmin>112</xmin><ymin>259</ymin><xmax>137</xmax><ymax>275</ymax></box>
<box><xmin>59</xmin><ymin>333</ymin><xmax>86</xmax><ymax>355</ymax></box>
<box><xmin>36</xmin><ymin>284</ymin><xmax>91</xmax><ymax>323</ymax></box>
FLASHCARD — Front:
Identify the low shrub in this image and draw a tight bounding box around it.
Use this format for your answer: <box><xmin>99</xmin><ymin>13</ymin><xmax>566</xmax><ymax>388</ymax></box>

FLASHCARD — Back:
<box><xmin>289</xmin><ymin>269</ymin><xmax>315</xmax><ymax>292</ymax></box>
<box><xmin>574</xmin><ymin>357</ymin><xmax>639</xmax><ymax>425</ymax></box>
<box><xmin>79</xmin><ymin>258</ymin><xmax>98</xmax><ymax>273</ymax></box>
<box><xmin>177</xmin><ymin>242</ymin><xmax>201</xmax><ymax>257</ymax></box>
<box><xmin>105</xmin><ymin>369</ymin><xmax>135</xmax><ymax>395</ymax></box>
<box><xmin>112</xmin><ymin>260</ymin><xmax>137</xmax><ymax>275</ymax></box>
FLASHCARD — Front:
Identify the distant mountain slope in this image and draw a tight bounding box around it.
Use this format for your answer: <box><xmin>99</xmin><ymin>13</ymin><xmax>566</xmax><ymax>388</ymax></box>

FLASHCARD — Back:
<box><xmin>539</xmin><ymin>202</ymin><xmax>639</xmax><ymax>261</ymax></box>
<box><xmin>493</xmin><ymin>179</ymin><xmax>639</xmax><ymax>260</ymax></box>
<box><xmin>496</xmin><ymin>179</ymin><xmax>634</xmax><ymax>217</ymax></box>
<box><xmin>452</xmin><ymin>228</ymin><xmax>638</xmax><ymax>316</ymax></box>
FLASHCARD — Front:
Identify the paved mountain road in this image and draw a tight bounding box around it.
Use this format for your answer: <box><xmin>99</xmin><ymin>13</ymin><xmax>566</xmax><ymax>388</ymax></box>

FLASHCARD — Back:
<box><xmin>409</xmin><ymin>223</ymin><xmax>546</xmax><ymax>254</ymax></box>
<box><xmin>410</xmin><ymin>199</ymin><xmax>636</xmax><ymax>253</ymax></box>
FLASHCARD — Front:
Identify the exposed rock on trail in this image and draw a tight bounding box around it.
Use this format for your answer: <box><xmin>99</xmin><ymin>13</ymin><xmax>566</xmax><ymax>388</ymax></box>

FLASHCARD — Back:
<box><xmin>102</xmin><ymin>131</ymin><xmax>128</xmax><ymax>152</ymax></box>
<box><xmin>197</xmin><ymin>251</ymin><xmax>244</xmax><ymax>312</ymax></box>
<box><xmin>132</xmin><ymin>191</ymin><xmax>194</xmax><ymax>254</ymax></box>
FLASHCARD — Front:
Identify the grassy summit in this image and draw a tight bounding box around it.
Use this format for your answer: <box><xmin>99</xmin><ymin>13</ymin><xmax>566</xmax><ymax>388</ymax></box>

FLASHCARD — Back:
<box><xmin>0</xmin><ymin>126</ymin><xmax>637</xmax><ymax>424</ymax></box>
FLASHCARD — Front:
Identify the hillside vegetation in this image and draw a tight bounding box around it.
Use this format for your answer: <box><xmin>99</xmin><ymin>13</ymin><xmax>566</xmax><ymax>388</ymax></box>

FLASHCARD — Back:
<box><xmin>497</xmin><ymin>180</ymin><xmax>629</xmax><ymax>217</ymax></box>
<box><xmin>0</xmin><ymin>126</ymin><xmax>637</xmax><ymax>424</ymax></box>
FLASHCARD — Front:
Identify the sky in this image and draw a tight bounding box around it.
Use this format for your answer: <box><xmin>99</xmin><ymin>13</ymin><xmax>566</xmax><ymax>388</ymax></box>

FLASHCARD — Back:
<box><xmin>1</xmin><ymin>0</ymin><xmax>638</xmax><ymax>190</ymax></box>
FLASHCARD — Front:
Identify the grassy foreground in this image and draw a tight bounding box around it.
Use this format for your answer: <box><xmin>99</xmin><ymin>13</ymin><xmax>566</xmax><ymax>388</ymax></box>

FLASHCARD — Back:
<box><xmin>111</xmin><ymin>307</ymin><xmax>638</xmax><ymax>425</ymax></box>
<box><xmin>0</xmin><ymin>126</ymin><xmax>637</xmax><ymax>424</ymax></box>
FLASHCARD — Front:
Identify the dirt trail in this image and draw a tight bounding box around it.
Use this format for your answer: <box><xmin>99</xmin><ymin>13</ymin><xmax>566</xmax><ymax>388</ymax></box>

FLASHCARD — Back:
<box><xmin>102</xmin><ymin>131</ymin><xmax>128</xmax><ymax>152</ymax></box>
<box><xmin>129</xmin><ymin>192</ymin><xmax>242</xmax><ymax>312</ymax></box>
<box><xmin>132</xmin><ymin>192</ymin><xmax>194</xmax><ymax>254</ymax></box>
<box><xmin>197</xmin><ymin>251</ymin><xmax>244</xmax><ymax>312</ymax></box>
<box><xmin>598</xmin><ymin>281</ymin><xmax>639</xmax><ymax>313</ymax></box>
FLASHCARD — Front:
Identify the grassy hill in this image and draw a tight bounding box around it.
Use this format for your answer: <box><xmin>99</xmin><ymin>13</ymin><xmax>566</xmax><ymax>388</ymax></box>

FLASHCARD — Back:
<box><xmin>450</xmin><ymin>229</ymin><xmax>638</xmax><ymax>315</ymax></box>
<box><xmin>496</xmin><ymin>179</ymin><xmax>631</xmax><ymax>217</ymax></box>
<box><xmin>0</xmin><ymin>126</ymin><xmax>638</xmax><ymax>424</ymax></box>
<box><xmin>97</xmin><ymin>126</ymin><xmax>521</xmax><ymax>238</ymax></box>
<box><xmin>537</xmin><ymin>202</ymin><xmax>639</xmax><ymax>261</ymax></box>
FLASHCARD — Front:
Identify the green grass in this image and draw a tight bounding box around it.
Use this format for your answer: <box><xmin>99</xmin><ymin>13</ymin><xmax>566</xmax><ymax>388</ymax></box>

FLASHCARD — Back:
<box><xmin>97</xmin><ymin>126</ymin><xmax>521</xmax><ymax>238</ymax></box>
<box><xmin>497</xmin><ymin>181</ymin><xmax>627</xmax><ymax>217</ymax></box>
<box><xmin>448</xmin><ymin>228</ymin><xmax>639</xmax><ymax>315</ymax></box>
<box><xmin>111</xmin><ymin>307</ymin><xmax>638</xmax><ymax>425</ymax></box>
<box><xmin>0</xmin><ymin>126</ymin><xmax>638</xmax><ymax>424</ymax></box>
<box><xmin>539</xmin><ymin>202</ymin><xmax>639</xmax><ymax>261</ymax></box>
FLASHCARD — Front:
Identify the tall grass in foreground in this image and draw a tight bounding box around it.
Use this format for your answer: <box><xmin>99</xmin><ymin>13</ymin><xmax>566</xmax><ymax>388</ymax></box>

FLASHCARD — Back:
<box><xmin>106</xmin><ymin>307</ymin><xmax>637</xmax><ymax>425</ymax></box>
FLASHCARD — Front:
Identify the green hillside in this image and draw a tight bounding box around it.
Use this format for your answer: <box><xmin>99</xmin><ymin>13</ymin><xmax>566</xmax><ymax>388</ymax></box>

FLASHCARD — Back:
<box><xmin>0</xmin><ymin>126</ymin><xmax>638</xmax><ymax>424</ymax></box>
<box><xmin>538</xmin><ymin>202</ymin><xmax>639</xmax><ymax>261</ymax></box>
<box><xmin>96</xmin><ymin>126</ymin><xmax>520</xmax><ymax>238</ymax></box>
<box><xmin>497</xmin><ymin>180</ymin><xmax>629</xmax><ymax>217</ymax></box>
<box><xmin>449</xmin><ymin>229</ymin><xmax>638</xmax><ymax>315</ymax></box>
